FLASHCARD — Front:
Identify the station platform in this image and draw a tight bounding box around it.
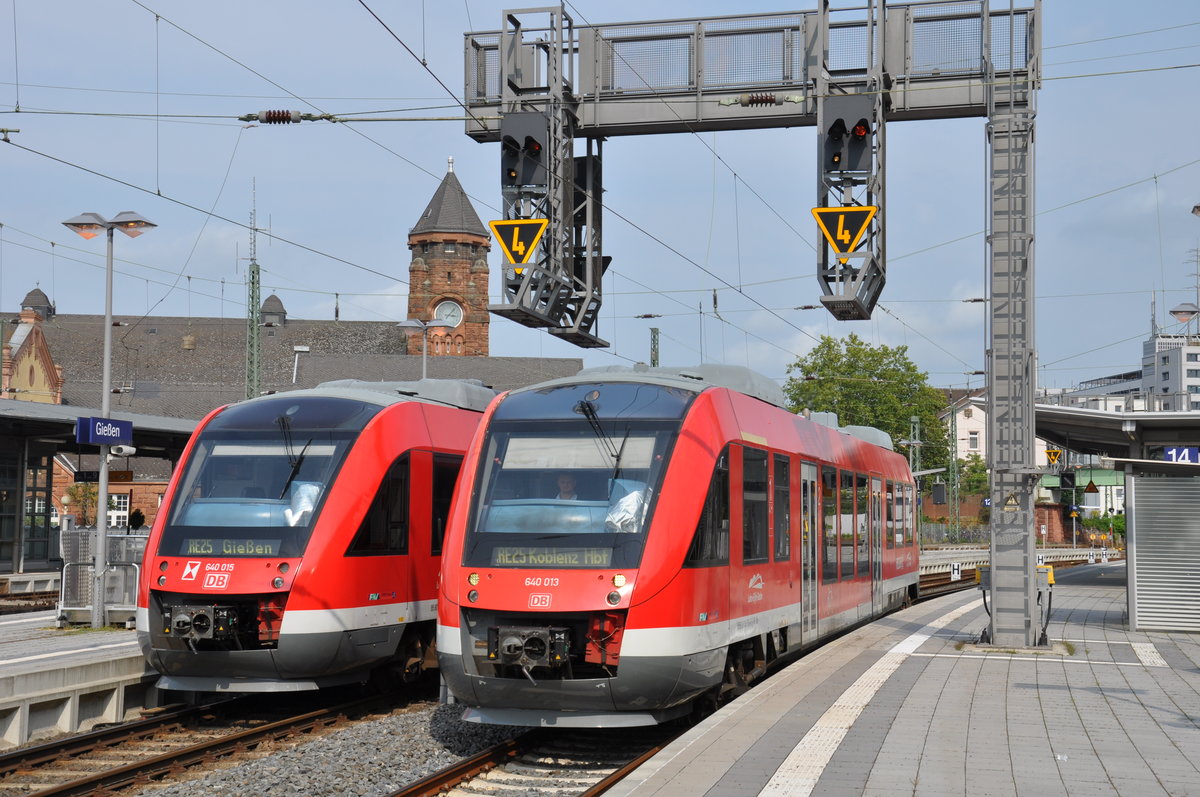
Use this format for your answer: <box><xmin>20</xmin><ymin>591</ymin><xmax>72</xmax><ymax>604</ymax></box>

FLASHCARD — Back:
<box><xmin>613</xmin><ymin>562</ymin><xmax>1200</xmax><ymax>797</ymax></box>
<box><xmin>0</xmin><ymin>610</ymin><xmax>154</xmax><ymax>748</ymax></box>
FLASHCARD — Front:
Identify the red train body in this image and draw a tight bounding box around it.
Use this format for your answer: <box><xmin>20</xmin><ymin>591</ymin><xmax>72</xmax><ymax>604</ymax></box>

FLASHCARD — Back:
<box><xmin>437</xmin><ymin>365</ymin><xmax>918</xmax><ymax>726</ymax></box>
<box><xmin>137</xmin><ymin>379</ymin><xmax>493</xmax><ymax>692</ymax></box>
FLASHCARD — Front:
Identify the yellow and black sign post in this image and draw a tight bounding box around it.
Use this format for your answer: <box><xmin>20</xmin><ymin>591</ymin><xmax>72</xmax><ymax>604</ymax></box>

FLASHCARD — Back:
<box><xmin>811</xmin><ymin>206</ymin><xmax>877</xmax><ymax>264</ymax></box>
<box><xmin>489</xmin><ymin>219</ymin><xmax>548</xmax><ymax>265</ymax></box>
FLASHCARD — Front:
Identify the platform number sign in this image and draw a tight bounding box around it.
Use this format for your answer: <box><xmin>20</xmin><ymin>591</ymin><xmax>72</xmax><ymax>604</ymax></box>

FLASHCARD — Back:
<box><xmin>1164</xmin><ymin>446</ymin><xmax>1200</xmax><ymax>463</ymax></box>
<box><xmin>489</xmin><ymin>219</ymin><xmax>549</xmax><ymax>265</ymax></box>
<box><xmin>950</xmin><ymin>562</ymin><xmax>962</xmax><ymax>582</ymax></box>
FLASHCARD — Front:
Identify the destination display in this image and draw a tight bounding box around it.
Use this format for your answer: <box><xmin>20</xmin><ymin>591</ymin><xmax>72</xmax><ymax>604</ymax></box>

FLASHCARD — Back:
<box><xmin>184</xmin><ymin>538</ymin><xmax>281</xmax><ymax>556</ymax></box>
<box><xmin>492</xmin><ymin>546</ymin><xmax>612</xmax><ymax>567</ymax></box>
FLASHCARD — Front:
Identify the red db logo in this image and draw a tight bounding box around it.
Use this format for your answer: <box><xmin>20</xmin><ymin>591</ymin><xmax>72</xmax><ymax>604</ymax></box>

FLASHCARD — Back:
<box><xmin>203</xmin><ymin>573</ymin><xmax>230</xmax><ymax>590</ymax></box>
<box><xmin>528</xmin><ymin>593</ymin><xmax>552</xmax><ymax>608</ymax></box>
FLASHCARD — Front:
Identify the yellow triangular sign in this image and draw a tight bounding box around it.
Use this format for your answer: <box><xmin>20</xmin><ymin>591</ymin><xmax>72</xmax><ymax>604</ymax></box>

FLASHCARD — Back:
<box><xmin>489</xmin><ymin>219</ymin><xmax>548</xmax><ymax>264</ymax></box>
<box><xmin>1046</xmin><ymin>449</ymin><xmax>1062</xmax><ymax>465</ymax></box>
<box><xmin>811</xmin><ymin>205</ymin><xmax>877</xmax><ymax>263</ymax></box>
<box><xmin>1002</xmin><ymin>493</ymin><xmax>1020</xmax><ymax>511</ymax></box>
<box><xmin>1084</xmin><ymin>480</ymin><xmax>1099</xmax><ymax>494</ymax></box>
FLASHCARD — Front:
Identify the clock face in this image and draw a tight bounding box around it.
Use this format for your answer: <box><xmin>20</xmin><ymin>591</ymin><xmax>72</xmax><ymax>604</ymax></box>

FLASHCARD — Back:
<box><xmin>434</xmin><ymin>300</ymin><xmax>464</xmax><ymax>328</ymax></box>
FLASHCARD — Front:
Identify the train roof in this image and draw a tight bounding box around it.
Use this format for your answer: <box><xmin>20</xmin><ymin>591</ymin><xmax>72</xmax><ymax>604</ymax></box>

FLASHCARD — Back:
<box><xmin>509</xmin><ymin>363</ymin><xmax>787</xmax><ymax>408</ymax></box>
<box><xmin>239</xmin><ymin>378</ymin><xmax>496</xmax><ymax>412</ymax></box>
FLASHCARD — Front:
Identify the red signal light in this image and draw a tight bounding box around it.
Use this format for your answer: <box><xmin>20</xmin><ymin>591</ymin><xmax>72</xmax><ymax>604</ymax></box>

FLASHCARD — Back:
<box><xmin>523</xmin><ymin>136</ymin><xmax>542</xmax><ymax>155</ymax></box>
<box><xmin>851</xmin><ymin>118</ymin><xmax>869</xmax><ymax>140</ymax></box>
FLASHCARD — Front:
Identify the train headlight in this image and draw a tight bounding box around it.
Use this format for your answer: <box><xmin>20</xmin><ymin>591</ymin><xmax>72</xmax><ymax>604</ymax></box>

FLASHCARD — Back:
<box><xmin>467</xmin><ymin>572</ymin><xmax>480</xmax><ymax>586</ymax></box>
<box><xmin>272</xmin><ymin>577</ymin><xmax>284</xmax><ymax>589</ymax></box>
<box><xmin>159</xmin><ymin>561</ymin><xmax>168</xmax><ymax>572</ymax></box>
<box><xmin>277</xmin><ymin>562</ymin><xmax>289</xmax><ymax>574</ymax></box>
<box><xmin>468</xmin><ymin>590</ymin><xmax>479</xmax><ymax>603</ymax></box>
<box><xmin>607</xmin><ymin>591</ymin><xmax>621</xmax><ymax>606</ymax></box>
<box><xmin>157</xmin><ymin>575</ymin><xmax>167</xmax><ymax>586</ymax></box>
<box><xmin>612</xmin><ymin>574</ymin><xmax>626</xmax><ymax>588</ymax></box>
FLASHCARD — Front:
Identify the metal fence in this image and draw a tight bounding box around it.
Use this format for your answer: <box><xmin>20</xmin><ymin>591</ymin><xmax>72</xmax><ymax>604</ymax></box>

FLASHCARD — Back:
<box><xmin>59</xmin><ymin>527</ymin><xmax>148</xmax><ymax>623</ymax></box>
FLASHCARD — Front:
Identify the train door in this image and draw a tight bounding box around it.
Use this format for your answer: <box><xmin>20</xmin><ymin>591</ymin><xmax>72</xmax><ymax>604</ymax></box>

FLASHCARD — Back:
<box><xmin>800</xmin><ymin>462</ymin><xmax>818</xmax><ymax>643</ymax></box>
<box><xmin>871</xmin><ymin>476</ymin><xmax>883</xmax><ymax>614</ymax></box>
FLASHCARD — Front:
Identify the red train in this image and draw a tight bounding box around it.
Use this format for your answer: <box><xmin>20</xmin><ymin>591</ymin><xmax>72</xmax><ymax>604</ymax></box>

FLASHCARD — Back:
<box><xmin>437</xmin><ymin>364</ymin><xmax>918</xmax><ymax>726</ymax></box>
<box><xmin>137</xmin><ymin>379</ymin><xmax>494</xmax><ymax>692</ymax></box>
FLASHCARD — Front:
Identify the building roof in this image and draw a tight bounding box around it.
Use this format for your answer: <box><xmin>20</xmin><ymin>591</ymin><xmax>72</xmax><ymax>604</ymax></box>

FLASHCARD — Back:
<box><xmin>21</xmin><ymin>287</ymin><xmax>51</xmax><ymax>308</ymax></box>
<box><xmin>410</xmin><ymin>161</ymin><xmax>489</xmax><ymax>239</ymax></box>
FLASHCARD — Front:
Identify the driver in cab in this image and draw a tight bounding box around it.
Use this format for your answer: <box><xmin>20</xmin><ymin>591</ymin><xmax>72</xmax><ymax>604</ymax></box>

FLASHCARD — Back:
<box><xmin>555</xmin><ymin>473</ymin><xmax>579</xmax><ymax>500</ymax></box>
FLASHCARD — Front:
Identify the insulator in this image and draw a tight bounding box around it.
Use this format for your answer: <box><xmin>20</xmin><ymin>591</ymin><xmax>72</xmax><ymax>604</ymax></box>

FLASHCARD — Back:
<box><xmin>259</xmin><ymin>110</ymin><xmax>301</xmax><ymax>124</ymax></box>
<box><xmin>739</xmin><ymin>93</ymin><xmax>780</xmax><ymax>107</ymax></box>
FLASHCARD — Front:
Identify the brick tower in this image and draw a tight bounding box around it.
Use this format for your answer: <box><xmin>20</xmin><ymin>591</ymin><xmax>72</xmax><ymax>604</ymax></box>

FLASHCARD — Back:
<box><xmin>406</xmin><ymin>157</ymin><xmax>491</xmax><ymax>356</ymax></box>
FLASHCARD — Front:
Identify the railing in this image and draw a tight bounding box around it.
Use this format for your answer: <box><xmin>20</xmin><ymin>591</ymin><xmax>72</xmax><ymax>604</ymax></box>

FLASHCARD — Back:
<box><xmin>58</xmin><ymin>528</ymin><xmax>148</xmax><ymax>626</ymax></box>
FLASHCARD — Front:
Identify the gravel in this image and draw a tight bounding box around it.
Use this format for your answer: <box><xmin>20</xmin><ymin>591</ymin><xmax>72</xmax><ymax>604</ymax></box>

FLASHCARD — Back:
<box><xmin>130</xmin><ymin>702</ymin><xmax>524</xmax><ymax>797</ymax></box>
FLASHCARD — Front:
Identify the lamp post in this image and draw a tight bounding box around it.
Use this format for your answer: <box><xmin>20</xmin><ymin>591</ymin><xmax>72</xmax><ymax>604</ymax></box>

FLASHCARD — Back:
<box><xmin>396</xmin><ymin>319</ymin><xmax>452</xmax><ymax>380</ymax></box>
<box><xmin>63</xmin><ymin>211</ymin><xmax>155</xmax><ymax>628</ymax></box>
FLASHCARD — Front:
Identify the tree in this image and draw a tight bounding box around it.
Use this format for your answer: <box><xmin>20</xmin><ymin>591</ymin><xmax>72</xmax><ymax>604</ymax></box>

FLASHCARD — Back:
<box><xmin>129</xmin><ymin>508</ymin><xmax>146</xmax><ymax>530</ymax></box>
<box><xmin>64</xmin><ymin>482</ymin><xmax>98</xmax><ymax>526</ymax></box>
<box><xmin>783</xmin><ymin>333</ymin><xmax>951</xmax><ymax>472</ymax></box>
<box><xmin>960</xmin><ymin>453</ymin><xmax>989</xmax><ymax>494</ymax></box>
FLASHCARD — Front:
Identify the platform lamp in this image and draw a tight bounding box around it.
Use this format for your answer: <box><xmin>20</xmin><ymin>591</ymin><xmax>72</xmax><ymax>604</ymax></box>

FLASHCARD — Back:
<box><xmin>396</xmin><ymin>318</ymin><xmax>453</xmax><ymax>380</ymax></box>
<box><xmin>63</xmin><ymin>211</ymin><xmax>156</xmax><ymax>628</ymax></box>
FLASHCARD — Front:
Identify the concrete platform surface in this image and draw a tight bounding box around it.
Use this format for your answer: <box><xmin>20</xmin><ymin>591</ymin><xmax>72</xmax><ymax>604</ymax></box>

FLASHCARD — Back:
<box><xmin>612</xmin><ymin>562</ymin><xmax>1200</xmax><ymax>797</ymax></box>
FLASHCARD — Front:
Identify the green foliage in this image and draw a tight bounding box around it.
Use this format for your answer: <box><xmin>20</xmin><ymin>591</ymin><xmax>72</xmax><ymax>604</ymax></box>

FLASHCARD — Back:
<box><xmin>783</xmin><ymin>333</ymin><xmax>951</xmax><ymax>470</ymax></box>
<box><xmin>960</xmin><ymin>453</ymin><xmax>988</xmax><ymax>494</ymax></box>
<box><xmin>129</xmin><ymin>508</ymin><xmax>146</xmax><ymax>530</ymax></box>
<box><xmin>64</xmin><ymin>482</ymin><xmax>97</xmax><ymax>526</ymax></box>
<box><xmin>1082</xmin><ymin>512</ymin><xmax>1125</xmax><ymax>536</ymax></box>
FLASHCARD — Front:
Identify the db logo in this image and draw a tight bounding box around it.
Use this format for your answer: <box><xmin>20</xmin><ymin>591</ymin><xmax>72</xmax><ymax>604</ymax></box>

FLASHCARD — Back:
<box><xmin>528</xmin><ymin>593</ymin><xmax>552</xmax><ymax>608</ymax></box>
<box><xmin>182</xmin><ymin>561</ymin><xmax>201</xmax><ymax>581</ymax></box>
<box><xmin>203</xmin><ymin>573</ymin><xmax>230</xmax><ymax>590</ymax></box>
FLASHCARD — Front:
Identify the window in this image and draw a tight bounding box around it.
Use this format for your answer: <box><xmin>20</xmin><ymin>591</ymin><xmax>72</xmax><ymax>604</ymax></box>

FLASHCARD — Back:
<box><xmin>840</xmin><ymin>472</ymin><xmax>857</xmax><ymax>578</ymax></box>
<box><xmin>742</xmin><ymin>447</ymin><xmax>769</xmax><ymax>563</ymax></box>
<box><xmin>431</xmin><ymin>453</ymin><xmax>463</xmax><ymax>555</ymax></box>
<box><xmin>1162</xmin><ymin>371</ymin><xmax>1169</xmax><ymax>382</ymax></box>
<box><xmin>904</xmin><ymin>484</ymin><xmax>915</xmax><ymax>546</ymax></box>
<box><xmin>968</xmin><ymin>431</ymin><xmax>980</xmax><ymax>450</ymax></box>
<box><xmin>685</xmin><ymin>448</ymin><xmax>729</xmax><ymax>567</ymax></box>
<box><xmin>856</xmin><ymin>474</ymin><xmax>869</xmax><ymax>578</ymax></box>
<box><xmin>885</xmin><ymin>480</ymin><xmax>895</xmax><ymax>550</ymax></box>
<box><xmin>1189</xmin><ymin>353</ymin><xmax>1199</xmax><ymax>363</ymax></box>
<box><xmin>1161</xmin><ymin>355</ymin><xmax>1169</xmax><ymax>365</ymax></box>
<box><xmin>444</xmin><ymin>242</ymin><xmax>456</xmax><ymax>253</ymax></box>
<box><xmin>1188</xmin><ymin>369</ymin><xmax>1200</xmax><ymax>378</ymax></box>
<box><xmin>347</xmin><ymin>454</ymin><xmax>410</xmax><ymax>555</ymax></box>
<box><xmin>821</xmin><ymin>466</ymin><xmax>838</xmax><ymax>583</ymax></box>
<box><xmin>773</xmin><ymin>454</ymin><xmax>791</xmax><ymax>561</ymax></box>
<box><xmin>109</xmin><ymin>493</ymin><xmax>130</xmax><ymax>528</ymax></box>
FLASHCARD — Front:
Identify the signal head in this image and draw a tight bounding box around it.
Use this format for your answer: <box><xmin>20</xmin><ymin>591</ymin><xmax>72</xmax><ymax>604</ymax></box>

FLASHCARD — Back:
<box><xmin>827</xmin><ymin>118</ymin><xmax>847</xmax><ymax>141</ymax></box>
<box><xmin>523</xmin><ymin>135</ymin><xmax>542</xmax><ymax>155</ymax></box>
<box><xmin>851</xmin><ymin>118</ymin><xmax>870</xmax><ymax>140</ymax></box>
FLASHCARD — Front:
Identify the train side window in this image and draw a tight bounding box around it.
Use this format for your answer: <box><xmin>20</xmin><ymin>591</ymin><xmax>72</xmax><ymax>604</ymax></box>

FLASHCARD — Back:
<box><xmin>742</xmin><ymin>447</ymin><xmax>769</xmax><ymax>564</ymax></box>
<box><xmin>821</xmin><ymin>465</ymin><xmax>838</xmax><ymax>583</ymax></box>
<box><xmin>885</xmin><ymin>480</ymin><xmax>896</xmax><ymax>550</ymax></box>
<box><xmin>840</xmin><ymin>471</ymin><xmax>856</xmax><ymax>578</ymax></box>
<box><xmin>773</xmin><ymin>454</ymin><xmax>791</xmax><ymax>562</ymax></box>
<box><xmin>431</xmin><ymin>453</ymin><xmax>463</xmax><ymax>556</ymax></box>
<box><xmin>685</xmin><ymin>448</ymin><xmax>730</xmax><ymax>567</ymax></box>
<box><xmin>347</xmin><ymin>453</ymin><xmax>410</xmax><ymax>556</ymax></box>
<box><xmin>856</xmin><ymin>473</ymin><xmax>870</xmax><ymax>578</ymax></box>
<box><xmin>904</xmin><ymin>483</ymin><xmax>915</xmax><ymax>547</ymax></box>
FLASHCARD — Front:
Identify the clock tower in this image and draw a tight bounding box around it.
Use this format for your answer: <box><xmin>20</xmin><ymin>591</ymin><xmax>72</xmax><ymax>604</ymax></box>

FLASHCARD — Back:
<box><xmin>406</xmin><ymin>157</ymin><xmax>491</xmax><ymax>356</ymax></box>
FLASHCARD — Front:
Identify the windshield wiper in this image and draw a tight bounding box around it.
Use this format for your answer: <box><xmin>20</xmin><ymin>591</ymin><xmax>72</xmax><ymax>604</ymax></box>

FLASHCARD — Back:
<box><xmin>278</xmin><ymin>438</ymin><xmax>312</xmax><ymax>500</ymax></box>
<box><xmin>574</xmin><ymin>398</ymin><xmax>620</xmax><ymax>465</ymax></box>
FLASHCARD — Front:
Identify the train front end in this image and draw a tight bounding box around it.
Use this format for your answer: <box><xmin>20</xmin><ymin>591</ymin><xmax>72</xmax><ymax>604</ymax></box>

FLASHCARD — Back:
<box><xmin>439</xmin><ymin>377</ymin><xmax>703</xmax><ymax>727</ymax></box>
<box><xmin>138</xmin><ymin>392</ymin><xmax>379</xmax><ymax>692</ymax></box>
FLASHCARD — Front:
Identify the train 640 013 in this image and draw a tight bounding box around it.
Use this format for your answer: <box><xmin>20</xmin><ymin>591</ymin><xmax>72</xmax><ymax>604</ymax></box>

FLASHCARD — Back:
<box><xmin>438</xmin><ymin>364</ymin><xmax>918</xmax><ymax>727</ymax></box>
<box><xmin>138</xmin><ymin>379</ymin><xmax>494</xmax><ymax>693</ymax></box>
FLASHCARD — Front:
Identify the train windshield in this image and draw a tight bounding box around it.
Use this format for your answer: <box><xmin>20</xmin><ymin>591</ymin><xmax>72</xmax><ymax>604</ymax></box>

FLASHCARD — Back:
<box><xmin>156</xmin><ymin>395</ymin><xmax>381</xmax><ymax>558</ymax></box>
<box><xmin>462</xmin><ymin>381</ymin><xmax>692</xmax><ymax>569</ymax></box>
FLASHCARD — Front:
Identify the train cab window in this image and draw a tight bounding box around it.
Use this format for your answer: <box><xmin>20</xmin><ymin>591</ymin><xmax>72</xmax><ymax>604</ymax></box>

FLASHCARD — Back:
<box><xmin>430</xmin><ymin>453</ymin><xmax>463</xmax><ymax>556</ymax></box>
<box><xmin>347</xmin><ymin>454</ymin><xmax>409</xmax><ymax>556</ymax></box>
<box><xmin>821</xmin><ymin>466</ymin><xmax>838</xmax><ymax>583</ymax></box>
<box><xmin>856</xmin><ymin>473</ymin><xmax>870</xmax><ymax>578</ymax></box>
<box><xmin>742</xmin><ymin>447</ymin><xmax>769</xmax><ymax>564</ymax></box>
<box><xmin>685</xmin><ymin>448</ymin><xmax>730</xmax><ymax>567</ymax></box>
<box><xmin>840</xmin><ymin>471</ymin><xmax>856</xmax><ymax>579</ymax></box>
<box><xmin>773</xmin><ymin>454</ymin><xmax>791</xmax><ymax>561</ymax></box>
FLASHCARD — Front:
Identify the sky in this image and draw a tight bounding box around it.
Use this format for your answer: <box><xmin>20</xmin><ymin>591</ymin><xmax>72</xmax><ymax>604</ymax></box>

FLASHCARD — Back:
<box><xmin>1</xmin><ymin>0</ymin><xmax>1198</xmax><ymax>395</ymax></box>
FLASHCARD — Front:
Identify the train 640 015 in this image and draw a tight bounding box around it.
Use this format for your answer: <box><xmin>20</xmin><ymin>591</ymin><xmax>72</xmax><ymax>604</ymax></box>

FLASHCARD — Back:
<box><xmin>437</xmin><ymin>364</ymin><xmax>918</xmax><ymax>727</ymax></box>
<box><xmin>138</xmin><ymin>379</ymin><xmax>494</xmax><ymax>693</ymax></box>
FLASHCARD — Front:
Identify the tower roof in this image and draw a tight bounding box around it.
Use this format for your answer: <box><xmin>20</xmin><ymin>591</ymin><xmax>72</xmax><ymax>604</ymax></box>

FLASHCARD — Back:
<box><xmin>21</xmin><ymin>287</ymin><xmax>51</xmax><ymax>308</ymax></box>
<box><xmin>411</xmin><ymin>158</ymin><xmax>488</xmax><ymax>238</ymax></box>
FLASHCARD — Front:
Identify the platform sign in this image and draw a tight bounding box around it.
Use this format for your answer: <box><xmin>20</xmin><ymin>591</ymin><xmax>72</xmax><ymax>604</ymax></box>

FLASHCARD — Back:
<box><xmin>1164</xmin><ymin>446</ymin><xmax>1200</xmax><ymax>463</ymax></box>
<box><xmin>1101</xmin><ymin>547</ymin><xmax>1109</xmax><ymax>563</ymax></box>
<box><xmin>75</xmin><ymin>416</ymin><xmax>133</xmax><ymax>446</ymax></box>
<box><xmin>950</xmin><ymin>562</ymin><xmax>962</xmax><ymax>581</ymax></box>
<box><xmin>811</xmin><ymin>206</ymin><xmax>876</xmax><ymax>264</ymax></box>
<box><xmin>1036</xmin><ymin>552</ymin><xmax>1045</xmax><ymax>566</ymax></box>
<box><xmin>1088</xmin><ymin>550</ymin><xmax>1096</xmax><ymax>564</ymax></box>
<box><xmin>489</xmin><ymin>219</ymin><xmax>548</xmax><ymax>264</ymax></box>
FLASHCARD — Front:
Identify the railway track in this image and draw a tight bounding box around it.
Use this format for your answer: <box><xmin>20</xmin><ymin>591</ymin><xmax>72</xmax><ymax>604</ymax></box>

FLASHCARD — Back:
<box><xmin>391</xmin><ymin>725</ymin><xmax>678</xmax><ymax>797</ymax></box>
<box><xmin>0</xmin><ymin>592</ymin><xmax>57</xmax><ymax>616</ymax></box>
<box><xmin>0</xmin><ymin>687</ymin><xmax>434</xmax><ymax>796</ymax></box>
